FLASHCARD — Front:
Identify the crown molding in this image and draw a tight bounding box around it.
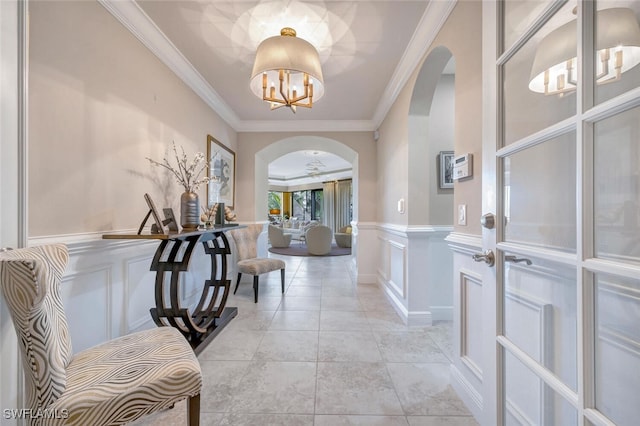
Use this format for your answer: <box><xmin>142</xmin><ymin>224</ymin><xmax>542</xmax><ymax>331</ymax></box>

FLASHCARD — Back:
<box><xmin>371</xmin><ymin>0</ymin><xmax>457</xmax><ymax>128</ymax></box>
<box><xmin>99</xmin><ymin>0</ymin><xmax>455</xmax><ymax>134</ymax></box>
<box><xmin>98</xmin><ymin>0</ymin><xmax>241</xmax><ymax>129</ymax></box>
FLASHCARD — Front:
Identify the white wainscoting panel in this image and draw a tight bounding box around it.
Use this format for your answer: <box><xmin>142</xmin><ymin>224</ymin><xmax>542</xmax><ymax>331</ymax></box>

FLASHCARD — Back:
<box><xmin>60</xmin><ymin>266</ymin><xmax>112</xmax><ymax>353</ymax></box>
<box><xmin>460</xmin><ymin>270</ymin><xmax>483</xmax><ymax>381</ymax></box>
<box><xmin>354</xmin><ymin>222</ymin><xmax>378</xmax><ymax>284</ymax></box>
<box><xmin>377</xmin><ymin>234</ymin><xmax>389</xmax><ymax>282</ymax></box>
<box><xmin>447</xmin><ymin>232</ymin><xmax>484</xmax><ymax>421</ymax></box>
<box><xmin>388</xmin><ymin>240</ymin><xmax>406</xmax><ymax>299</ymax></box>
<box><xmin>376</xmin><ymin>224</ymin><xmax>453</xmax><ymax>326</ymax></box>
<box><xmin>125</xmin><ymin>254</ymin><xmax>156</xmax><ymax>332</ymax></box>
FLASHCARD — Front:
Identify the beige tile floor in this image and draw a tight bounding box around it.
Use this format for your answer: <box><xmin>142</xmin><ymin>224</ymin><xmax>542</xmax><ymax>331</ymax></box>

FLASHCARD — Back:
<box><xmin>133</xmin><ymin>252</ymin><xmax>479</xmax><ymax>426</ymax></box>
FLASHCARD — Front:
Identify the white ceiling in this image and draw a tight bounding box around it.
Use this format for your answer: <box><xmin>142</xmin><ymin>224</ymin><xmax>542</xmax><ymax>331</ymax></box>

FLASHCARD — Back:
<box><xmin>102</xmin><ymin>0</ymin><xmax>453</xmax><ymax>131</ymax></box>
<box><xmin>137</xmin><ymin>0</ymin><xmax>429</xmax><ymax>124</ymax></box>
<box><xmin>268</xmin><ymin>150</ymin><xmax>352</xmax><ymax>187</ymax></box>
<box><xmin>100</xmin><ymin>0</ymin><xmax>450</xmax><ymax>184</ymax></box>
<box><xmin>99</xmin><ymin>1</ymin><xmax>640</xmax><ymax>182</ymax></box>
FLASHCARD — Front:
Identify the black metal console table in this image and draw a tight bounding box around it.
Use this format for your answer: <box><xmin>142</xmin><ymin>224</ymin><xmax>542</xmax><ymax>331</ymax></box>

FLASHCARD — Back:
<box><xmin>103</xmin><ymin>225</ymin><xmax>241</xmax><ymax>354</ymax></box>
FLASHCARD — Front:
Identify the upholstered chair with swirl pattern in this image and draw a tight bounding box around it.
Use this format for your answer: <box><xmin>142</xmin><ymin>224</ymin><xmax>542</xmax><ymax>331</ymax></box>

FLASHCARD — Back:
<box><xmin>229</xmin><ymin>224</ymin><xmax>285</xmax><ymax>303</ymax></box>
<box><xmin>0</xmin><ymin>244</ymin><xmax>202</xmax><ymax>426</ymax></box>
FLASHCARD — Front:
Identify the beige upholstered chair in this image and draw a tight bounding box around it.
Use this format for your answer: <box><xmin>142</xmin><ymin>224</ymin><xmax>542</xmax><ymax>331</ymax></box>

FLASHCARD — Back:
<box><xmin>229</xmin><ymin>224</ymin><xmax>285</xmax><ymax>303</ymax></box>
<box><xmin>0</xmin><ymin>244</ymin><xmax>202</xmax><ymax>426</ymax></box>
<box><xmin>306</xmin><ymin>225</ymin><xmax>333</xmax><ymax>255</ymax></box>
<box><xmin>268</xmin><ymin>224</ymin><xmax>292</xmax><ymax>248</ymax></box>
<box><xmin>334</xmin><ymin>226</ymin><xmax>353</xmax><ymax>248</ymax></box>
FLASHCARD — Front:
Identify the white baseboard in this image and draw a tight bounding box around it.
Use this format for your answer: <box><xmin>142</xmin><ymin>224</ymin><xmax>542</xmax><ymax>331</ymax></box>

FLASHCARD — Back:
<box><xmin>379</xmin><ymin>279</ymin><xmax>433</xmax><ymax>326</ymax></box>
<box><xmin>407</xmin><ymin>310</ymin><xmax>432</xmax><ymax>327</ymax></box>
<box><xmin>430</xmin><ymin>305</ymin><xmax>453</xmax><ymax>321</ymax></box>
<box><xmin>450</xmin><ymin>364</ymin><xmax>483</xmax><ymax>421</ymax></box>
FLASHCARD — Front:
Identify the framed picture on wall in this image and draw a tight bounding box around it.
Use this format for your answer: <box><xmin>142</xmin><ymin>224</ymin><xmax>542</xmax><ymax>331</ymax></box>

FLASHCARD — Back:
<box><xmin>438</xmin><ymin>151</ymin><xmax>454</xmax><ymax>189</ymax></box>
<box><xmin>207</xmin><ymin>135</ymin><xmax>235</xmax><ymax>209</ymax></box>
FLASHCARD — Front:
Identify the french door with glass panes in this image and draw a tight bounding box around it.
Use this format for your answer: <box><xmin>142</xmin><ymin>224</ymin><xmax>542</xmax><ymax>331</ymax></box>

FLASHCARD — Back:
<box><xmin>480</xmin><ymin>1</ymin><xmax>640</xmax><ymax>425</ymax></box>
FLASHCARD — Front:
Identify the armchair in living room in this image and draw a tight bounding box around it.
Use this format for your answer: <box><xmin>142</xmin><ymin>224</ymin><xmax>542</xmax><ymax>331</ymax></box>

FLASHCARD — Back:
<box><xmin>334</xmin><ymin>225</ymin><xmax>353</xmax><ymax>248</ymax></box>
<box><xmin>268</xmin><ymin>224</ymin><xmax>292</xmax><ymax>248</ymax></box>
<box><xmin>306</xmin><ymin>225</ymin><xmax>333</xmax><ymax>255</ymax></box>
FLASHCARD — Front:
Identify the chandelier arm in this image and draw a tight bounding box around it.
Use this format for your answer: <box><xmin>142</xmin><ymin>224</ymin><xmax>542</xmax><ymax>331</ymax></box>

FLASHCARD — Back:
<box><xmin>269</xmin><ymin>102</ymin><xmax>287</xmax><ymax>110</ymax></box>
<box><xmin>279</xmin><ymin>70</ymin><xmax>290</xmax><ymax>104</ymax></box>
<box><xmin>291</xmin><ymin>102</ymin><xmax>313</xmax><ymax>108</ymax></box>
<box><xmin>542</xmin><ymin>69</ymin><xmax>575</xmax><ymax>96</ymax></box>
<box><xmin>265</xmin><ymin>98</ymin><xmax>287</xmax><ymax>105</ymax></box>
<box><xmin>290</xmin><ymin>83</ymin><xmax>310</xmax><ymax>103</ymax></box>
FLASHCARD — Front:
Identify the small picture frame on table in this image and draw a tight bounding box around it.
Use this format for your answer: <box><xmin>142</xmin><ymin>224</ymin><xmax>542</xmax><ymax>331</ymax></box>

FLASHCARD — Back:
<box><xmin>138</xmin><ymin>193</ymin><xmax>165</xmax><ymax>234</ymax></box>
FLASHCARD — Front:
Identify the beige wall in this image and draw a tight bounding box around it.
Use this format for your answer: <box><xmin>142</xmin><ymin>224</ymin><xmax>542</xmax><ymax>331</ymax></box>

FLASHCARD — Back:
<box><xmin>28</xmin><ymin>0</ymin><xmax>480</xmax><ymax>237</ymax></box>
<box><xmin>377</xmin><ymin>1</ymin><xmax>482</xmax><ymax>234</ymax></box>
<box><xmin>235</xmin><ymin>132</ymin><xmax>376</xmax><ymax>224</ymax></box>
<box><xmin>28</xmin><ymin>0</ymin><xmax>236</xmax><ymax>237</ymax></box>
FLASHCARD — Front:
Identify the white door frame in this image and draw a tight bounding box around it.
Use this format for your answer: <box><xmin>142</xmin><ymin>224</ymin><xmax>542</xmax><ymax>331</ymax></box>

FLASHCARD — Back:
<box><xmin>1</xmin><ymin>0</ymin><xmax>28</xmax><ymax>422</ymax></box>
<box><xmin>480</xmin><ymin>1</ymin><xmax>499</xmax><ymax>424</ymax></box>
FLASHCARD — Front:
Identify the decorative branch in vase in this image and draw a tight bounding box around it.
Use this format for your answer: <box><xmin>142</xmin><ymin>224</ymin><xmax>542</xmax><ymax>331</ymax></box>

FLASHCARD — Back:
<box><xmin>146</xmin><ymin>141</ymin><xmax>219</xmax><ymax>231</ymax></box>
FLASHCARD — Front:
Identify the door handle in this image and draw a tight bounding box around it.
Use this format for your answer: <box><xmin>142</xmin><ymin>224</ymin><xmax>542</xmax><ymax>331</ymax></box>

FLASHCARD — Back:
<box><xmin>472</xmin><ymin>250</ymin><xmax>495</xmax><ymax>266</ymax></box>
<box><xmin>505</xmin><ymin>255</ymin><xmax>532</xmax><ymax>265</ymax></box>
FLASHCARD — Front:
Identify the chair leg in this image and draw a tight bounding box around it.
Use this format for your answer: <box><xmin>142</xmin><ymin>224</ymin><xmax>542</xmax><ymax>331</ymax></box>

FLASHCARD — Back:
<box><xmin>253</xmin><ymin>275</ymin><xmax>259</xmax><ymax>303</ymax></box>
<box><xmin>188</xmin><ymin>393</ymin><xmax>200</xmax><ymax>426</ymax></box>
<box><xmin>280</xmin><ymin>269</ymin><xmax>285</xmax><ymax>294</ymax></box>
<box><xmin>234</xmin><ymin>273</ymin><xmax>242</xmax><ymax>294</ymax></box>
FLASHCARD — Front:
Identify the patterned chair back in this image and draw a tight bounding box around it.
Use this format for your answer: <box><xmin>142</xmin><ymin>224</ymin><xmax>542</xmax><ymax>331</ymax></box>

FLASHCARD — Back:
<box><xmin>0</xmin><ymin>244</ymin><xmax>73</xmax><ymax>411</ymax></box>
<box><xmin>229</xmin><ymin>224</ymin><xmax>263</xmax><ymax>261</ymax></box>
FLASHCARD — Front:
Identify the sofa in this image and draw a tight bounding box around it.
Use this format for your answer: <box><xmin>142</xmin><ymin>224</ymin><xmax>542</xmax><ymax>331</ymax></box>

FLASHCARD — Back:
<box><xmin>283</xmin><ymin>219</ymin><xmax>319</xmax><ymax>242</ymax></box>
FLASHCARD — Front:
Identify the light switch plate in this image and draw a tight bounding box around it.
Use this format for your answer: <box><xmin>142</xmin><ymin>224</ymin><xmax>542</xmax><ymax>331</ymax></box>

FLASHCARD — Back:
<box><xmin>458</xmin><ymin>204</ymin><xmax>467</xmax><ymax>226</ymax></box>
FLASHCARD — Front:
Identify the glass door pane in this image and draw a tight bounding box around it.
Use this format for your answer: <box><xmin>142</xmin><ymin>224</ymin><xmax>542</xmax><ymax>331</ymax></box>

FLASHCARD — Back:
<box><xmin>594</xmin><ymin>106</ymin><xmax>640</xmax><ymax>265</ymax></box>
<box><xmin>504</xmin><ymin>253</ymin><xmax>577</xmax><ymax>390</ymax></box>
<box><xmin>594</xmin><ymin>273</ymin><xmax>640</xmax><ymax>425</ymax></box>
<box><xmin>504</xmin><ymin>132</ymin><xmax>576</xmax><ymax>251</ymax></box>
<box><xmin>503</xmin><ymin>3</ymin><xmax>576</xmax><ymax>146</ymax></box>
<box><xmin>504</xmin><ymin>350</ymin><xmax>578</xmax><ymax>426</ymax></box>
<box><xmin>503</xmin><ymin>0</ymin><xmax>553</xmax><ymax>51</ymax></box>
<box><xmin>594</xmin><ymin>5</ymin><xmax>640</xmax><ymax>105</ymax></box>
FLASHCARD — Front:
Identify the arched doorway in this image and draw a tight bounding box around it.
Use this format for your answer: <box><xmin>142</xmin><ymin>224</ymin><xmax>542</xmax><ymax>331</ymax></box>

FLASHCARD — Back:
<box><xmin>254</xmin><ymin>136</ymin><xmax>360</xmax><ymax>271</ymax></box>
<box><xmin>406</xmin><ymin>46</ymin><xmax>456</xmax><ymax>321</ymax></box>
<box><xmin>408</xmin><ymin>46</ymin><xmax>455</xmax><ymax>225</ymax></box>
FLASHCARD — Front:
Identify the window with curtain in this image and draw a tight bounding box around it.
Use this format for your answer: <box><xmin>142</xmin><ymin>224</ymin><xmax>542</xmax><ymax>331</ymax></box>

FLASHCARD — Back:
<box><xmin>291</xmin><ymin>189</ymin><xmax>323</xmax><ymax>221</ymax></box>
<box><xmin>323</xmin><ymin>179</ymin><xmax>352</xmax><ymax>231</ymax></box>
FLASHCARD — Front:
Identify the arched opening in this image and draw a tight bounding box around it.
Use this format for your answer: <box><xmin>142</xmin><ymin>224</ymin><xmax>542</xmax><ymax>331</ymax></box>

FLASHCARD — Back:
<box><xmin>407</xmin><ymin>46</ymin><xmax>456</xmax><ymax>321</ymax></box>
<box><xmin>254</xmin><ymin>136</ymin><xmax>359</xmax><ymax>268</ymax></box>
<box><xmin>408</xmin><ymin>46</ymin><xmax>455</xmax><ymax>225</ymax></box>
<box><xmin>267</xmin><ymin>150</ymin><xmax>352</xmax><ymax>228</ymax></box>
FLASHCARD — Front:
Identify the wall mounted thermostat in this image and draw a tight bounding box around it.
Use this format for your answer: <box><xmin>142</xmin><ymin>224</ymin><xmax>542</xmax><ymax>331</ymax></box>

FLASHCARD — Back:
<box><xmin>453</xmin><ymin>153</ymin><xmax>473</xmax><ymax>180</ymax></box>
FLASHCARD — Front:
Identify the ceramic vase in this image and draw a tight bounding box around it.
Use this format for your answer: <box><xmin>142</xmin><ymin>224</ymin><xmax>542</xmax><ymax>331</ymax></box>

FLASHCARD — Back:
<box><xmin>180</xmin><ymin>191</ymin><xmax>200</xmax><ymax>231</ymax></box>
